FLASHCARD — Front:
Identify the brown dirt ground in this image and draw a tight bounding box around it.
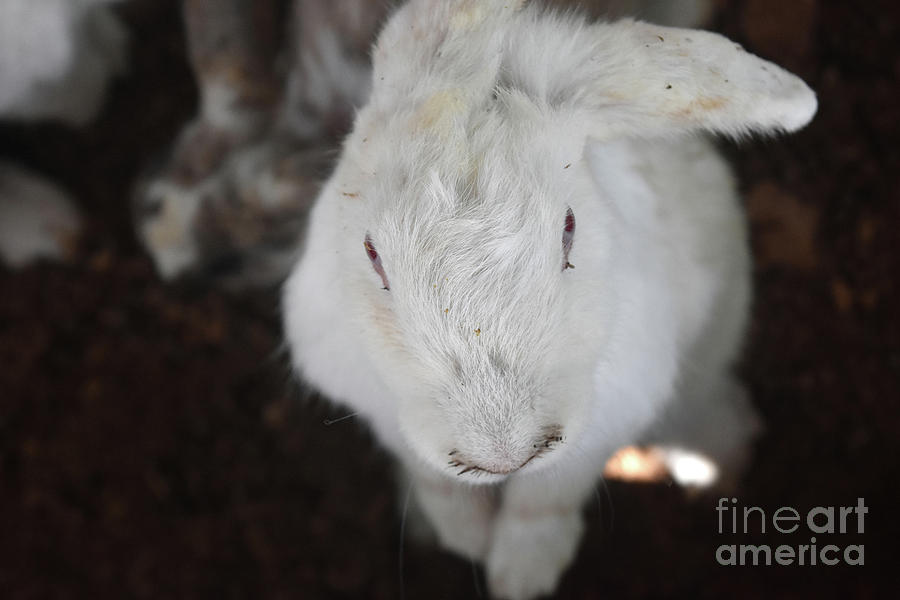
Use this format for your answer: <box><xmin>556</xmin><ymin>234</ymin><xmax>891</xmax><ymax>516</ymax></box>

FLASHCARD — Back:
<box><xmin>1</xmin><ymin>1</ymin><xmax>897</xmax><ymax>598</ymax></box>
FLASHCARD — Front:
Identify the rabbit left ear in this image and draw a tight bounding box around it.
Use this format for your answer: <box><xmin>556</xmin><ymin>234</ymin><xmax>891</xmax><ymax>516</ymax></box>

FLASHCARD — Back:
<box><xmin>503</xmin><ymin>17</ymin><xmax>817</xmax><ymax>142</ymax></box>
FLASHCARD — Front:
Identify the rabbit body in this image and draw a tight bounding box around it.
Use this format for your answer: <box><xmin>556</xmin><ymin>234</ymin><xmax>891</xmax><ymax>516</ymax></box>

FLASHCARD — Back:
<box><xmin>283</xmin><ymin>2</ymin><xmax>815</xmax><ymax>598</ymax></box>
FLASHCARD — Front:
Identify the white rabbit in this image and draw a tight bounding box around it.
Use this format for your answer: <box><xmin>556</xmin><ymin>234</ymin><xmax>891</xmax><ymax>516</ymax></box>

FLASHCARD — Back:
<box><xmin>282</xmin><ymin>1</ymin><xmax>816</xmax><ymax>598</ymax></box>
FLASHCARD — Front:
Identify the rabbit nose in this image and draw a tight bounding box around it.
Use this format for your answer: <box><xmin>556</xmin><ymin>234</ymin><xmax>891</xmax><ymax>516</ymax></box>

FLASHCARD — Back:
<box><xmin>449</xmin><ymin>427</ymin><xmax>564</xmax><ymax>476</ymax></box>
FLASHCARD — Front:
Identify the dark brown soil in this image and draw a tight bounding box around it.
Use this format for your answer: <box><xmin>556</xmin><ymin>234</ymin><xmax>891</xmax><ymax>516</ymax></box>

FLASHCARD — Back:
<box><xmin>1</xmin><ymin>1</ymin><xmax>897</xmax><ymax>598</ymax></box>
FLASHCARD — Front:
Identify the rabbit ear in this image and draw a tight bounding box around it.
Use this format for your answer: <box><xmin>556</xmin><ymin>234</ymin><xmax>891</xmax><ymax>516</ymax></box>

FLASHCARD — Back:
<box><xmin>503</xmin><ymin>16</ymin><xmax>817</xmax><ymax>141</ymax></box>
<box><xmin>371</xmin><ymin>0</ymin><xmax>524</xmax><ymax>108</ymax></box>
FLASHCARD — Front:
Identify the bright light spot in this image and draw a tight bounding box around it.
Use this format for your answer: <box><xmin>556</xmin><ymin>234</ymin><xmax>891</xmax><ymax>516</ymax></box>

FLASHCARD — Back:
<box><xmin>603</xmin><ymin>446</ymin><xmax>668</xmax><ymax>482</ymax></box>
<box><xmin>658</xmin><ymin>448</ymin><xmax>720</xmax><ymax>488</ymax></box>
<box><xmin>604</xmin><ymin>446</ymin><xmax>722</xmax><ymax>489</ymax></box>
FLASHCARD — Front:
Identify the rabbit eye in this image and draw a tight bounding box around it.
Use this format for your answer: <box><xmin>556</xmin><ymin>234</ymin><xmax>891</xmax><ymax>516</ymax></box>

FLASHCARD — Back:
<box><xmin>562</xmin><ymin>207</ymin><xmax>575</xmax><ymax>270</ymax></box>
<box><xmin>364</xmin><ymin>234</ymin><xmax>390</xmax><ymax>290</ymax></box>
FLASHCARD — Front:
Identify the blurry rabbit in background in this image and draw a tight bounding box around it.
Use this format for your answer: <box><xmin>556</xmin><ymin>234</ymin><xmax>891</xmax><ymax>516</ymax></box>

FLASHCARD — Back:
<box><xmin>0</xmin><ymin>0</ymin><xmax>127</xmax><ymax>269</ymax></box>
<box><xmin>0</xmin><ymin>0</ymin><xmax>127</xmax><ymax>126</ymax></box>
<box><xmin>133</xmin><ymin>0</ymin><xmax>394</xmax><ymax>289</ymax></box>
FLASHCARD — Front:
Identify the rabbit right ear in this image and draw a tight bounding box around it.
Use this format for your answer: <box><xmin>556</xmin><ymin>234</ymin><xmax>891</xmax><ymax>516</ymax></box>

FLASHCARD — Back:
<box><xmin>503</xmin><ymin>15</ymin><xmax>817</xmax><ymax>141</ymax></box>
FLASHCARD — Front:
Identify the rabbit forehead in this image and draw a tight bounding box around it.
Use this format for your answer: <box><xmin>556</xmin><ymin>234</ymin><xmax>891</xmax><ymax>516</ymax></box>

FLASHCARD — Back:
<box><xmin>376</xmin><ymin>188</ymin><xmax>565</xmax><ymax>305</ymax></box>
<box><xmin>361</xmin><ymin>166</ymin><xmax>570</xmax><ymax>382</ymax></box>
<box><xmin>363</xmin><ymin>131</ymin><xmax>572</xmax><ymax>275</ymax></box>
<box><xmin>352</xmin><ymin>87</ymin><xmax>581</xmax><ymax>218</ymax></box>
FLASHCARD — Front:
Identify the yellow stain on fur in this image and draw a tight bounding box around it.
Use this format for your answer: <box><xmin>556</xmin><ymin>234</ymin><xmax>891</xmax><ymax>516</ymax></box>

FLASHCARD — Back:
<box><xmin>696</xmin><ymin>96</ymin><xmax>727</xmax><ymax>111</ymax></box>
<box><xmin>450</xmin><ymin>2</ymin><xmax>486</xmax><ymax>30</ymax></box>
<box><xmin>449</xmin><ymin>0</ymin><xmax>524</xmax><ymax>31</ymax></box>
<box><xmin>414</xmin><ymin>90</ymin><xmax>466</xmax><ymax>133</ymax></box>
<box><xmin>670</xmin><ymin>95</ymin><xmax>728</xmax><ymax>120</ymax></box>
<box><xmin>371</xmin><ymin>301</ymin><xmax>404</xmax><ymax>349</ymax></box>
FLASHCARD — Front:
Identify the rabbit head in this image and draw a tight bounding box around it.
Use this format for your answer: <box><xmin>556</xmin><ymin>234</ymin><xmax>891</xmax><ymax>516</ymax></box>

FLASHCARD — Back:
<box><xmin>284</xmin><ymin>0</ymin><xmax>816</xmax><ymax>480</ymax></box>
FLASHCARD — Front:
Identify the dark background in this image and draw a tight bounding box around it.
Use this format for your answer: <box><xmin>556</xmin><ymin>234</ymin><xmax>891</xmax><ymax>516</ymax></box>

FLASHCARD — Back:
<box><xmin>1</xmin><ymin>0</ymin><xmax>897</xmax><ymax>597</ymax></box>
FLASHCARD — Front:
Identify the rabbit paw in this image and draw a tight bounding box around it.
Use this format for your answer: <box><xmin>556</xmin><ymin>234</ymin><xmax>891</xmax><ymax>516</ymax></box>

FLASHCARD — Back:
<box><xmin>412</xmin><ymin>476</ymin><xmax>497</xmax><ymax>561</ymax></box>
<box><xmin>486</xmin><ymin>508</ymin><xmax>583</xmax><ymax>600</ymax></box>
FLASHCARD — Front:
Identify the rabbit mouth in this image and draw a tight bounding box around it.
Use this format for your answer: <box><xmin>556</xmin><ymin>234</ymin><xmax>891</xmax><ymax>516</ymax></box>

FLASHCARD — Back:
<box><xmin>446</xmin><ymin>426</ymin><xmax>564</xmax><ymax>478</ymax></box>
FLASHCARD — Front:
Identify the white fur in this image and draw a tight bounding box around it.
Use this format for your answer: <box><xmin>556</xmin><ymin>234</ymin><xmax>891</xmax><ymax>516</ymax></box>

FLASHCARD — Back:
<box><xmin>282</xmin><ymin>2</ymin><xmax>816</xmax><ymax>598</ymax></box>
<box><xmin>0</xmin><ymin>0</ymin><xmax>127</xmax><ymax>125</ymax></box>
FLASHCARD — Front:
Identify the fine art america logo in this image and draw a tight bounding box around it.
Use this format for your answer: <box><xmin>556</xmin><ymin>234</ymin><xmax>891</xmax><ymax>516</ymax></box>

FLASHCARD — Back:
<box><xmin>715</xmin><ymin>498</ymin><xmax>867</xmax><ymax>566</ymax></box>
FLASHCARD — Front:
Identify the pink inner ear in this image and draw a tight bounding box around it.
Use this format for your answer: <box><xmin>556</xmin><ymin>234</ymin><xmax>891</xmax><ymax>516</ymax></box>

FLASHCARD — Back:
<box><xmin>562</xmin><ymin>207</ymin><xmax>575</xmax><ymax>269</ymax></box>
<box><xmin>364</xmin><ymin>234</ymin><xmax>390</xmax><ymax>290</ymax></box>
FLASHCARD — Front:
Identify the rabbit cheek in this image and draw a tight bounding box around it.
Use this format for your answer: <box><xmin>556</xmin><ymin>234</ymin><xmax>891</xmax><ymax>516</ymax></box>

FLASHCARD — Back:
<box><xmin>367</xmin><ymin>300</ymin><xmax>407</xmax><ymax>356</ymax></box>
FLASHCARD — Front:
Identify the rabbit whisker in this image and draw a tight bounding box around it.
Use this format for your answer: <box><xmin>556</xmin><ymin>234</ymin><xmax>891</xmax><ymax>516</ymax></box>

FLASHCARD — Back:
<box><xmin>323</xmin><ymin>412</ymin><xmax>358</xmax><ymax>426</ymax></box>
